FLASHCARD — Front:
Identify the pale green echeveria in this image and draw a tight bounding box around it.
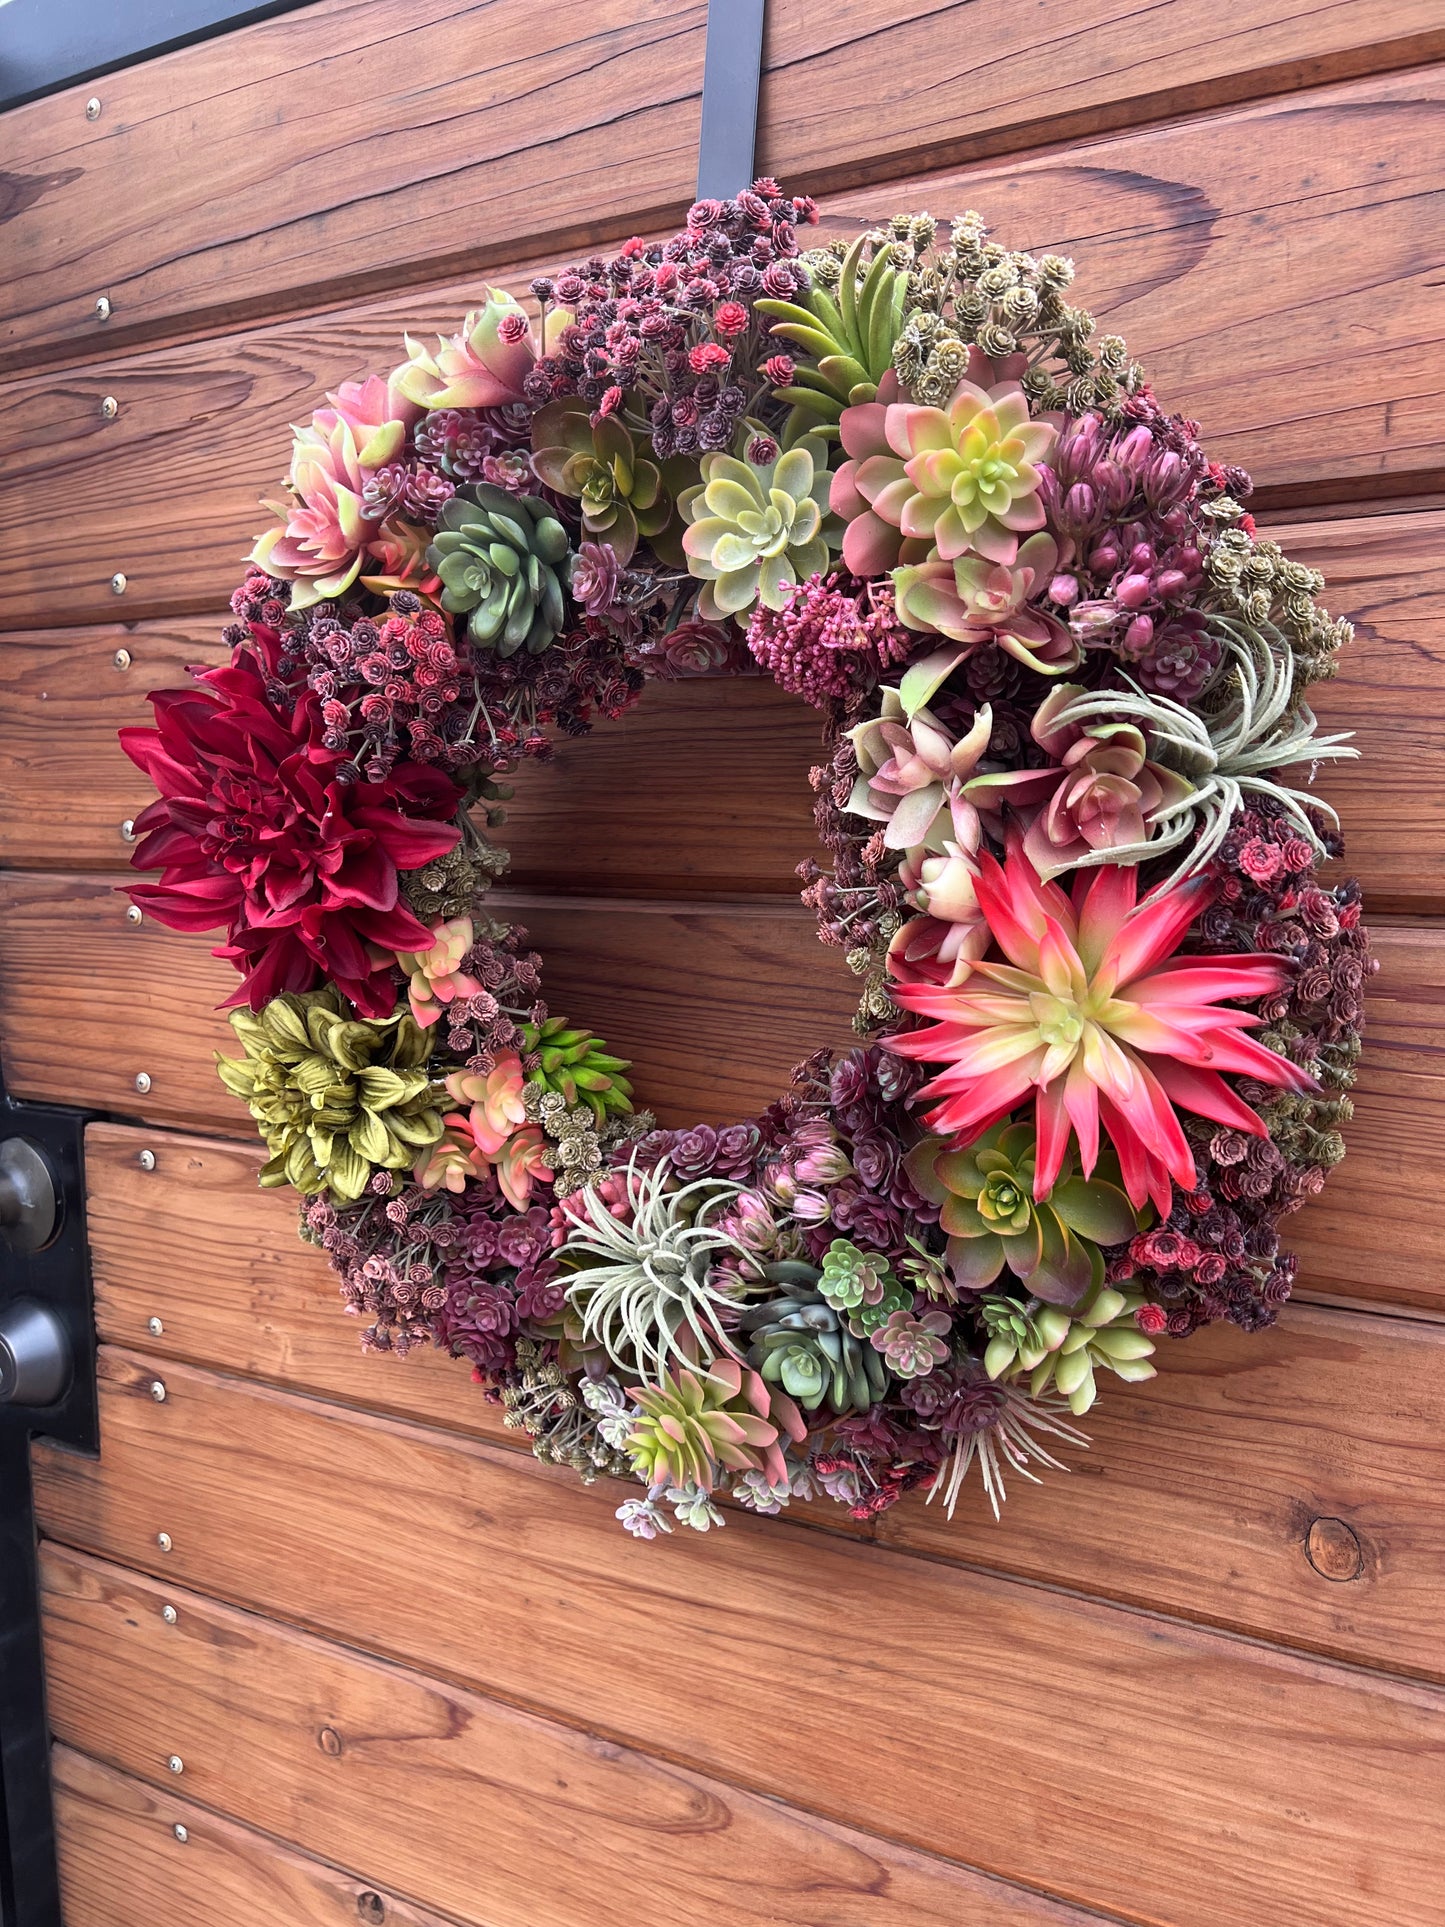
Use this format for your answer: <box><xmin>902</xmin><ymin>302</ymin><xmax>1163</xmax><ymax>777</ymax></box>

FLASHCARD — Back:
<box><xmin>680</xmin><ymin>437</ymin><xmax>839</xmax><ymax>625</ymax></box>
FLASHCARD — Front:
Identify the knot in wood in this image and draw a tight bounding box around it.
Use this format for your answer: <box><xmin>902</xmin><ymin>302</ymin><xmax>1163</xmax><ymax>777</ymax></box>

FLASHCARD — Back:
<box><xmin>318</xmin><ymin>1725</ymin><xmax>343</xmax><ymax>1756</ymax></box>
<box><xmin>356</xmin><ymin>1894</ymin><xmax>386</xmax><ymax>1924</ymax></box>
<box><xmin>1305</xmin><ymin>1516</ymin><xmax>1363</xmax><ymax>1582</ymax></box>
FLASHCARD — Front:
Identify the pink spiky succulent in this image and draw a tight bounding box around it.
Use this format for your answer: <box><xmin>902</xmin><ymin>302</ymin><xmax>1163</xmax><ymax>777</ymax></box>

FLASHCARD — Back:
<box><xmin>393</xmin><ymin>290</ymin><xmax>539</xmax><ymax>412</ymax></box>
<box><xmin>394</xmin><ymin>917</ymin><xmax>485</xmax><ymax>1028</ymax></box>
<box><xmin>886</xmin><ymin>841</ymin><xmax>1317</xmax><ymax>1215</ymax></box>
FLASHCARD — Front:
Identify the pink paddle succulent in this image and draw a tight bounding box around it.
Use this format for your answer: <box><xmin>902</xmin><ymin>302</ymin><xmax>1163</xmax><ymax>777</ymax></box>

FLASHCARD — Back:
<box><xmin>829</xmin><ymin>371</ymin><xmax>934</xmax><ymax>577</ymax></box>
<box><xmin>414</xmin><ymin>1055</ymin><xmax>553</xmax><ymax>1209</ymax></box>
<box><xmin>892</xmin><ymin>531</ymin><xmax>1080</xmax><ymax>676</ymax></box>
<box><xmin>251</xmin><ymin>376</ymin><xmax>420</xmax><ymax>608</ymax></box>
<box><xmin>964</xmin><ymin>681</ymin><xmax>1194</xmax><ymax>879</ymax></box>
<box><xmin>886</xmin><ymin>841</ymin><xmax>1317</xmax><ymax>1215</ymax></box>
<box><xmin>393</xmin><ymin>289</ymin><xmax>539</xmax><ymax>411</ymax></box>
<box><xmin>394</xmin><ymin>917</ymin><xmax>485</xmax><ymax>1028</ymax></box>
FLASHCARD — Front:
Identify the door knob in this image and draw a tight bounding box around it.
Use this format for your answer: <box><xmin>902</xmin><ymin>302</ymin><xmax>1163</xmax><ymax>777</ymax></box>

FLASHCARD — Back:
<box><xmin>0</xmin><ymin>1299</ymin><xmax>72</xmax><ymax>1408</ymax></box>
<box><xmin>0</xmin><ymin>1136</ymin><xmax>58</xmax><ymax>1252</ymax></box>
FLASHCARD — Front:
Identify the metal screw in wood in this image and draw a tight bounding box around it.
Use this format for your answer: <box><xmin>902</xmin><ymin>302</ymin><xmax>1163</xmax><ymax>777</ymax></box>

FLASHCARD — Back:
<box><xmin>161</xmin><ymin>1604</ymin><xmax>178</xmax><ymax>1624</ymax></box>
<box><xmin>111</xmin><ymin>572</ymin><xmax>127</xmax><ymax>595</ymax></box>
<box><xmin>156</xmin><ymin>1532</ymin><xmax>172</xmax><ymax>1551</ymax></box>
<box><xmin>95</xmin><ymin>296</ymin><xmax>112</xmax><ymax>321</ymax></box>
<box><xmin>120</xmin><ymin>818</ymin><xmax>137</xmax><ymax>841</ymax></box>
<box><xmin>150</xmin><ymin>1379</ymin><xmax>167</xmax><ymax>1402</ymax></box>
<box><xmin>138</xmin><ymin>1149</ymin><xmax>156</xmax><ymax>1171</ymax></box>
<box><xmin>113</xmin><ymin>648</ymin><xmax>131</xmax><ymax>670</ymax></box>
<box><xmin>100</xmin><ymin>395</ymin><xmax>119</xmax><ymax>420</ymax></box>
<box><xmin>126</xmin><ymin>905</ymin><xmax>143</xmax><ymax>925</ymax></box>
<box><xmin>85</xmin><ymin>96</ymin><xmax>102</xmax><ymax>120</ymax></box>
<box><xmin>167</xmin><ymin>1756</ymin><xmax>184</xmax><ymax>1775</ymax></box>
<box><xmin>173</xmin><ymin>1825</ymin><xmax>188</xmax><ymax>1843</ymax></box>
<box><xmin>148</xmin><ymin>1316</ymin><xmax>164</xmax><ymax>1336</ymax></box>
<box><xmin>134</xmin><ymin>1071</ymin><xmax>152</xmax><ymax>1093</ymax></box>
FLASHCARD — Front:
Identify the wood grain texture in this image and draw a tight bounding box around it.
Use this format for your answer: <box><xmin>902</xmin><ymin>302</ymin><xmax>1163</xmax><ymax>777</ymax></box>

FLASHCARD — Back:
<box><xmin>5</xmin><ymin>3</ymin><xmax>1442</xmax><ymax>373</ymax></box>
<box><xmin>84</xmin><ymin>1122</ymin><xmax>511</xmax><ymax>1444</ymax></box>
<box><xmin>1</xmin><ymin>513</ymin><xmax>1440</xmax><ymax>908</ymax></box>
<box><xmin>33</xmin><ymin>1362</ymin><xmax>1445</xmax><ymax>1927</ymax></box>
<box><xmin>81</xmin><ymin>1118</ymin><xmax>1445</xmax><ymax>1682</ymax></box>
<box><xmin>0</xmin><ymin>872</ymin><xmax>860</xmax><ymax>1131</ymax></box>
<box><xmin>53</xmin><ymin>1746</ymin><xmax>470</xmax><ymax>1927</ymax></box>
<box><xmin>5</xmin><ymin>67</ymin><xmax>1445</xmax><ymax>629</ymax></box>
<box><xmin>0</xmin><ymin>871</ymin><xmax>1434</xmax><ymax>1308</ymax></box>
<box><xmin>42</xmin><ymin>1548</ymin><xmax>1122</xmax><ymax>1927</ymax></box>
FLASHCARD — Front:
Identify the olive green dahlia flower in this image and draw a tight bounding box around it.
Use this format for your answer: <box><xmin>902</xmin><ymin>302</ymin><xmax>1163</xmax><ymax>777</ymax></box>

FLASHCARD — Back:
<box><xmin>680</xmin><ymin>437</ymin><xmax>838</xmax><ymax>623</ymax></box>
<box><xmin>218</xmin><ymin>989</ymin><xmax>444</xmax><ymax>1204</ymax></box>
<box><xmin>427</xmin><ymin>483</ymin><xmax>571</xmax><ymax>655</ymax></box>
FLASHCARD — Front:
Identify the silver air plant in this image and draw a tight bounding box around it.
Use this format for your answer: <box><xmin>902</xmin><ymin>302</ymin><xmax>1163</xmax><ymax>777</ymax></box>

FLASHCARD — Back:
<box><xmin>1051</xmin><ymin>614</ymin><xmax>1357</xmax><ymax>882</ymax></box>
<box><xmin>930</xmin><ymin>1383</ymin><xmax>1091</xmax><ymax>1521</ymax></box>
<box><xmin>560</xmin><ymin>1157</ymin><xmax>747</xmax><ymax>1383</ymax></box>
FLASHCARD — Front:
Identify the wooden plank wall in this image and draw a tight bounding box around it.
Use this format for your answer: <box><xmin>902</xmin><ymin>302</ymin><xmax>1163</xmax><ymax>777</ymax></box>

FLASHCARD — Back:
<box><xmin>3</xmin><ymin>7</ymin><xmax>1445</xmax><ymax>1923</ymax></box>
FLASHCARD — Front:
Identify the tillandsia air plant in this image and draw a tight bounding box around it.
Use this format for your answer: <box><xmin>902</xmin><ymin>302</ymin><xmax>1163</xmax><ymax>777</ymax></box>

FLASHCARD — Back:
<box><xmin>123</xmin><ymin>182</ymin><xmax>1371</xmax><ymax>1539</ymax></box>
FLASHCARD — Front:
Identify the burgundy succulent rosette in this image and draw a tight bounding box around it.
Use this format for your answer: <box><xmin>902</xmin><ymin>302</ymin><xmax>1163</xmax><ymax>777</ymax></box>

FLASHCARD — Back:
<box><xmin>122</xmin><ymin>186</ymin><xmax>1369</xmax><ymax>1538</ymax></box>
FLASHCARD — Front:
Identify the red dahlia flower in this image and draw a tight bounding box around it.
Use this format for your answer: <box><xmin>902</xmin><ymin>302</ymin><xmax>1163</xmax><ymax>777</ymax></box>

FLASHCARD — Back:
<box><xmin>886</xmin><ymin>842</ymin><xmax>1317</xmax><ymax>1215</ymax></box>
<box><xmin>120</xmin><ymin>651</ymin><xmax>461</xmax><ymax>1016</ymax></box>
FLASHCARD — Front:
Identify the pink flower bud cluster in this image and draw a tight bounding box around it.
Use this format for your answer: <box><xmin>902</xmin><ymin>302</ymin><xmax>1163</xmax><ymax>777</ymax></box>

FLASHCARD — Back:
<box><xmin>748</xmin><ymin>573</ymin><xmax>915</xmax><ymax>708</ymax></box>
<box><xmin>1041</xmin><ymin>395</ymin><xmax>1226</xmax><ymax>701</ymax></box>
<box><xmin>526</xmin><ymin>179</ymin><xmax>817</xmax><ymax>459</ymax></box>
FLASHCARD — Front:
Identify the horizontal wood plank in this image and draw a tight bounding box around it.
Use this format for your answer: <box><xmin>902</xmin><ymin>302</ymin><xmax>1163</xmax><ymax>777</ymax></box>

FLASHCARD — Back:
<box><xmin>0</xmin><ymin>512</ymin><xmax>1438</xmax><ymax>913</ymax></box>
<box><xmin>83</xmin><ymin>1122</ymin><xmax>511</xmax><ymax>1443</ymax></box>
<box><xmin>42</xmin><ymin>1547</ymin><xmax>1121</xmax><ymax>1927</ymax></box>
<box><xmin>52</xmin><ymin>1746</ymin><xmax>470</xmax><ymax>1927</ymax></box>
<box><xmin>33</xmin><ymin>1363</ymin><xmax>1445</xmax><ymax>1927</ymax></box>
<box><xmin>5</xmin><ymin>5</ymin><xmax>1443</xmax><ymax>373</ymax></box>
<box><xmin>4</xmin><ymin>68</ymin><xmax>1445</xmax><ymax>629</ymax></box>
<box><xmin>81</xmin><ymin>1117</ymin><xmax>1445</xmax><ymax>1682</ymax></box>
<box><xmin>0</xmin><ymin>873</ymin><xmax>860</xmax><ymax>1131</ymax></box>
<box><xmin>0</xmin><ymin>871</ymin><xmax>1432</xmax><ymax>1308</ymax></box>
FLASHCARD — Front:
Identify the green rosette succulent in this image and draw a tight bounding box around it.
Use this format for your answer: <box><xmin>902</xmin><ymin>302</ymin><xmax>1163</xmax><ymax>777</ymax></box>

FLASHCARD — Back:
<box><xmin>742</xmin><ymin>1280</ymin><xmax>889</xmax><ymax>1415</ymax></box>
<box><xmin>756</xmin><ymin>233</ymin><xmax>910</xmax><ymax>442</ymax></box>
<box><xmin>980</xmin><ymin>1283</ymin><xmax>1158</xmax><ymax>1416</ymax></box>
<box><xmin>518</xmin><ymin>1014</ymin><xmax>633</xmax><ymax>1125</ymax></box>
<box><xmin>905</xmin><ymin>1122</ymin><xmax>1141</xmax><ymax>1306</ymax></box>
<box><xmin>427</xmin><ymin>483</ymin><xmax>571</xmax><ymax>654</ymax></box>
<box><xmin>217</xmin><ymin>989</ymin><xmax>444</xmax><ymax>1205</ymax></box>
<box><xmin>816</xmin><ymin>1239</ymin><xmax>912</xmax><ymax>1336</ymax></box>
<box><xmin>680</xmin><ymin>437</ymin><xmax>837</xmax><ymax>624</ymax></box>
<box><xmin>529</xmin><ymin>399</ymin><xmax>676</xmax><ymax>567</ymax></box>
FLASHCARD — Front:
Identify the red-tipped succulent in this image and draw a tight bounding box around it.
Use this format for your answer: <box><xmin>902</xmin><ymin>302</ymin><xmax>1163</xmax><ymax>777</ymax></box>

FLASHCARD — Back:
<box><xmin>887</xmin><ymin>841</ymin><xmax>1317</xmax><ymax>1215</ymax></box>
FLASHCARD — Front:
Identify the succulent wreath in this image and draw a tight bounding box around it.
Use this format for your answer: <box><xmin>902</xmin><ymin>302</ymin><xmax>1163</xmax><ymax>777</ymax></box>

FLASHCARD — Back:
<box><xmin>121</xmin><ymin>183</ymin><xmax>1370</xmax><ymax>1538</ymax></box>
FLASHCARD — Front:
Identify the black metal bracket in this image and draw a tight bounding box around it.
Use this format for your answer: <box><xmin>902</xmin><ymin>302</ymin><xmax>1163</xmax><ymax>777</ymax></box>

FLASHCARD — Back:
<box><xmin>696</xmin><ymin>0</ymin><xmax>767</xmax><ymax>200</ymax></box>
<box><xmin>0</xmin><ymin>1088</ymin><xmax>98</xmax><ymax>1927</ymax></box>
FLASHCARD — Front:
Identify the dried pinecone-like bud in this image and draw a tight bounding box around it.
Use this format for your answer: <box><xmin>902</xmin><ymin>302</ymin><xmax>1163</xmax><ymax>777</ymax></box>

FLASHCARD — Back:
<box><xmin>399</xmin><ymin>840</ymin><xmax>498</xmax><ymax>922</ymax></box>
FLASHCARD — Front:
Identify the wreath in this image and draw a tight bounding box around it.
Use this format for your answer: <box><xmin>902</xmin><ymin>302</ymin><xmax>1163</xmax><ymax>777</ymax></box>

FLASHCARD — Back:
<box><xmin>121</xmin><ymin>183</ymin><xmax>1370</xmax><ymax>1538</ymax></box>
